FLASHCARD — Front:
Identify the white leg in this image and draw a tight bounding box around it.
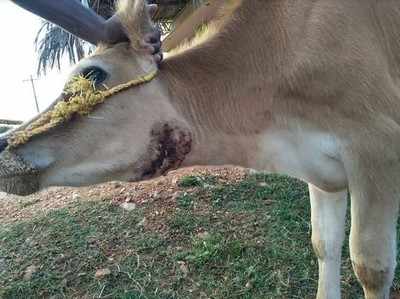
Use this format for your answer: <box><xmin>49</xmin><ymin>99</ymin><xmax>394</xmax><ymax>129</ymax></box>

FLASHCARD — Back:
<box><xmin>309</xmin><ymin>184</ymin><xmax>348</xmax><ymax>299</ymax></box>
<box><xmin>349</xmin><ymin>189</ymin><xmax>397</xmax><ymax>299</ymax></box>
<box><xmin>342</xmin><ymin>146</ymin><xmax>399</xmax><ymax>299</ymax></box>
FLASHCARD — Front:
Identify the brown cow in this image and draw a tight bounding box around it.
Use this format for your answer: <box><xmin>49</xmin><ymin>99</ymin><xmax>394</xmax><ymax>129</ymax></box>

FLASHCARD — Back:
<box><xmin>1</xmin><ymin>0</ymin><xmax>400</xmax><ymax>297</ymax></box>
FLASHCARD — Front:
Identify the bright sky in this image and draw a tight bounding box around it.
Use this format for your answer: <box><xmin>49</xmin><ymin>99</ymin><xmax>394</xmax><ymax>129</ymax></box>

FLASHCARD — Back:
<box><xmin>0</xmin><ymin>1</ymin><xmax>71</xmax><ymax>121</ymax></box>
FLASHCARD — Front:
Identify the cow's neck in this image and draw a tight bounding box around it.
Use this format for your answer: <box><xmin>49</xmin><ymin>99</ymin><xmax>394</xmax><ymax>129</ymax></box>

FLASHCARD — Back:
<box><xmin>161</xmin><ymin>1</ymin><xmax>314</xmax><ymax>131</ymax></box>
<box><xmin>160</xmin><ymin>1</ymin><xmax>310</xmax><ymax>167</ymax></box>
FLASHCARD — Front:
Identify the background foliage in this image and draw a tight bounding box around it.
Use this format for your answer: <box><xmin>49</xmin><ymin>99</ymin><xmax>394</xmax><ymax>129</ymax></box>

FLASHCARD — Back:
<box><xmin>35</xmin><ymin>0</ymin><xmax>203</xmax><ymax>75</ymax></box>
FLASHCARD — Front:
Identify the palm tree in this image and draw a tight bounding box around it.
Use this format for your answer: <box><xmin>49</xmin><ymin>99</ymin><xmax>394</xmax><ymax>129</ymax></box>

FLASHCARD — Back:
<box><xmin>35</xmin><ymin>0</ymin><xmax>202</xmax><ymax>75</ymax></box>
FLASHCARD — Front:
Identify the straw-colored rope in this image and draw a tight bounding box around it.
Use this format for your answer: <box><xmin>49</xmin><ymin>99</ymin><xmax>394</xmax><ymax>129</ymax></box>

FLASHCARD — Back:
<box><xmin>8</xmin><ymin>69</ymin><xmax>158</xmax><ymax>149</ymax></box>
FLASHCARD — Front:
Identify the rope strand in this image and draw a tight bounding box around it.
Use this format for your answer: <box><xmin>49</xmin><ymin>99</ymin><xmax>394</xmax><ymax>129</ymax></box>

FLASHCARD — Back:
<box><xmin>8</xmin><ymin>70</ymin><xmax>158</xmax><ymax>149</ymax></box>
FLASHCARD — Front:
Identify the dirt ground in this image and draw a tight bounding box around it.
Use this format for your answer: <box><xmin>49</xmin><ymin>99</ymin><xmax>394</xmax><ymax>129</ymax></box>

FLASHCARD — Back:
<box><xmin>2</xmin><ymin>166</ymin><xmax>400</xmax><ymax>298</ymax></box>
<box><xmin>0</xmin><ymin>166</ymin><xmax>249</xmax><ymax>225</ymax></box>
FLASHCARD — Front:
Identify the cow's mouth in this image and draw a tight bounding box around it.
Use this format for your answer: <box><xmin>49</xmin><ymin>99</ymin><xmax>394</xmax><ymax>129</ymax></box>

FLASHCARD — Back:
<box><xmin>0</xmin><ymin>151</ymin><xmax>40</xmax><ymax>196</ymax></box>
<box><xmin>0</xmin><ymin>122</ymin><xmax>192</xmax><ymax>195</ymax></box>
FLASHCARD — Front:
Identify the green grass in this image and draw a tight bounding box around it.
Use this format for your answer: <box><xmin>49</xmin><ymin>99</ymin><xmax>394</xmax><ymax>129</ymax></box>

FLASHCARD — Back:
<box><xmin>177</xmin><ymin>175</ymin><xmax>217</xmax><ymax>188</ymax></box>
<box><xmin>1</xmin><ymin>173</ymin><xmax>399</xmax><ymax>298</ymax></box>
<box><xmin>176</xmin><ymin>193</ymin><xmax>194</xmax><ymax>209</ymax></box>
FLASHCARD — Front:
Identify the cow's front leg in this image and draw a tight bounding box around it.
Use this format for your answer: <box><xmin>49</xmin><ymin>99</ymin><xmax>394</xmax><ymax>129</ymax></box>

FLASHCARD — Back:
<box><xmin>349</xmin><ymin>187</ymin><xmax>398</xmax><ymax>299</ymax></box>
<box><xmin>309</xmin><ymin>184</ymin><xmax>348</xmax><ymax>299</ymax></box>
<box><xmin>343</xmin><ymin>141</ymin><xmax>400</xmax><ymax>299</ymax></box>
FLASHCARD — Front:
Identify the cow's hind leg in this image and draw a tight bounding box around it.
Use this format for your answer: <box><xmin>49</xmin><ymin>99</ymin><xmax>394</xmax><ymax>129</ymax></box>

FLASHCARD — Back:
<box><xmin>309</xmin><ymin>184</ymin><xmax>348</xmax><ymax>299</ymax></box>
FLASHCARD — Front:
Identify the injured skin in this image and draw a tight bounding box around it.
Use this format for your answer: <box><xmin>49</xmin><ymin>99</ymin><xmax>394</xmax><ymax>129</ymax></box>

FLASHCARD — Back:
<box><xmin>141</xmin><ymin>122</ymin><xmax>192</xmax><ymax>179</ymax></box>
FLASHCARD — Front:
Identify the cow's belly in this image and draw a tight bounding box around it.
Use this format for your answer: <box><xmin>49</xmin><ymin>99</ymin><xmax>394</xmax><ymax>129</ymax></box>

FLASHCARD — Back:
<box><xmin>256</xmin><ymin>129</ymin><xmax>347</xmax><ymax>192</ymax></box>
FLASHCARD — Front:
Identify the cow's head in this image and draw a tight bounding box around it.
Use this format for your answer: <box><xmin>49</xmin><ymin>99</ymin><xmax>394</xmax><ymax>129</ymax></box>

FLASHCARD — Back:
<box><xmin>0</xmin><ymin>0</ymin><xmax>192</xmax><ymax>195</ymax></box>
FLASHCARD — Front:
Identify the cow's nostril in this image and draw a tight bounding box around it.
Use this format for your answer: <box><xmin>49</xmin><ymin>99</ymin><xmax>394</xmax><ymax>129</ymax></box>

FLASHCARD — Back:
<box><xmin>0</xmin><ymin>138</ymin><xmax>8</xmax><ymax>154</ymax></box>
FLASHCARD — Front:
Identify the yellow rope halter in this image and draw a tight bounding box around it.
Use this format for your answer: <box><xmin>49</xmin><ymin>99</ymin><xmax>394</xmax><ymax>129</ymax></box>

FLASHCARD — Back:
<box><xmin>7</xmin><ymin>69</ymin><xmax>158</xmax><ymax>149</ymax></box>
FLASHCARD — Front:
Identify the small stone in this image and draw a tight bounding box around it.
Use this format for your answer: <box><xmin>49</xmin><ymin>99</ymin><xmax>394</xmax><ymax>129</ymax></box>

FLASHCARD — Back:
<box><xmin>258</xmin><ymin>182</ymin><xmax>267</xmax><ymax>187</ymax></box>
<box><xmin>61</xmin><ymin>278</ymin><xmax>68</xmax><ymax>286</ymax></box>
<box><xmin>177</xmin><ymin>261</ymin><xmax>189</xmax><ymax>277</ymax></box>
<box><xmin>0</xmin><ymin>258</ymin><xmax>6</xmax><ymax>274</ymax></box>
<box><xmin>152</xmin><ymin>191</ymin><xmax>161</xmax><ymax>199</ymax></box>
<box><xmin>264</xmin><ymin>199</ymin><xmax>274</xmax><ymax>205</ymax></box>
<box><xmin>172</xmin><ymin>192</ymin><xmax>180</xmax><ymax>200</ymax></box>
<box><xmin>197</xmin><ymin>231</ymin><xmax>209</xmax><ymax>239</ymax></box>
<box><xmin>24</xmin><ymin>237</ymin><xmax>37</xmax><ymax>246</ymax></box>
<box><xmin>23</xmin><ymin>265</ymin><xmax>38</xmax><ymax>280</ymax></box>
<box><xmin>95</xmin><ymin>268</ymin><xmax>111</xmax><ymax>279</ymax></box>
<box><xmin>72</xmin><ymin>193</ymin><xmax>80</xmax><ymax>200</ymax></box>
<box><xmin>248</xmin><ymin>168</ymin><xmax>259</xmax><ymax>175</ymax></box>
<box><xmin>137</xmin><ymin>218</ymin><xmax>146</xmax><ymax>227</ymax></box>
<box><xmin>120</xmin><ymin>202</ymin><xmax>136</xmax><ymax>211</ymax></box>
<box><xmin>199</xmin><ymin>292</ymin><xmax>208</xmax><ymax>298</ymax></box>
<box><xmin>203</xmin><ymin>183</ymin><xmax>213</xmax><ymax>189</ymax></box>
<box><xmin>55</xmin><ymin>254</ymin><xmax>67</xmax><ymax>263</ymax></box>
<box><xmin>245</xmin><ymin>281</ymin><xmax>252</xmax><ymax>289</ymax></box>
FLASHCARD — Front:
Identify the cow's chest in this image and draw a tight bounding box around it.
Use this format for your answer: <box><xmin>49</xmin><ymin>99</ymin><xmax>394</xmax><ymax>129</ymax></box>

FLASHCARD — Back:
<box><xmin>257</xmin><ymin>129</ymin><xmax>347</xmax><ymax>192</ymax></box>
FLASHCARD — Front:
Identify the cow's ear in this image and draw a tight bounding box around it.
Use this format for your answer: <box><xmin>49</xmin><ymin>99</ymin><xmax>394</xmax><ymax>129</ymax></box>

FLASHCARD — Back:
<box><xmin>116</xmin><ymin>0</ymin><xmax>155</xmax><ymax>49</ymax></box>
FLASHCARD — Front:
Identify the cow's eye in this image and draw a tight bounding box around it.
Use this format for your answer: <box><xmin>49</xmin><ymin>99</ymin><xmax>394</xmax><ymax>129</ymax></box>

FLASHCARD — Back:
<box><xmin>81</xmin><ymin>66</ymin><xmax>108</xmax><ymax>85</ymax></box>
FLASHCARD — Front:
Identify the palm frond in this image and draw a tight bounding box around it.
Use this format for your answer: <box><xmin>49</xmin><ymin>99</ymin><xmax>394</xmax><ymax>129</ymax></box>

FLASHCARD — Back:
<box><xmin>35</xmin><ymin>22</ymin><xmax>91</xmax><ymax>75</ymax></box>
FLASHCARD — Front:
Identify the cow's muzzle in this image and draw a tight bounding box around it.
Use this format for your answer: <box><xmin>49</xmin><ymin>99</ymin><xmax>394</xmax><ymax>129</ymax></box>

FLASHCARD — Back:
<box><xmin>0</xmin><ymin>140</ymin><xmax>40</xmax><ymax>196</ymax></box>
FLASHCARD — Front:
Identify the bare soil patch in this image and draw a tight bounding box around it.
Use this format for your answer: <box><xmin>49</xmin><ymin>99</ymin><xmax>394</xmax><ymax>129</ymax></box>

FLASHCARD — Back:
<box><xmin>0</xmin><ymin>166</ymin><xmax>248</xmax><ymax>225</ymax></box>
